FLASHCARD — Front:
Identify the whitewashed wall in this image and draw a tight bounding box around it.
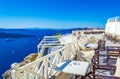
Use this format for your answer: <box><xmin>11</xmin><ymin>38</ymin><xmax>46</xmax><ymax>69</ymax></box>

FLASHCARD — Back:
<box><xmin>115</xmin><ymin>22</ymin><xmax>120</xmax><ymax>35</ymax></box>
<box><xmin>105</xmin><ymin>22</ymin><xmax>120</xmax><ymax>35</ymax></box>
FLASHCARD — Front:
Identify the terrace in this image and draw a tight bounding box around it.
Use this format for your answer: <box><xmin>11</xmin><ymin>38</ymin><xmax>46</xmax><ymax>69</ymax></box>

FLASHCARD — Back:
<box><xmin>10</xmin><ymin>30</ymin><xmax>120</xmax><ymax>79</ymax></box>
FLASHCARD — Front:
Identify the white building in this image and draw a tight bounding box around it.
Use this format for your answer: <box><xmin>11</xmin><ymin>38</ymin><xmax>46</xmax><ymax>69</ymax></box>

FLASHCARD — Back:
<box><xmin>105</xmin><ymin>16</ymin><xmax>120</xmax><ymax>35</ymax></box>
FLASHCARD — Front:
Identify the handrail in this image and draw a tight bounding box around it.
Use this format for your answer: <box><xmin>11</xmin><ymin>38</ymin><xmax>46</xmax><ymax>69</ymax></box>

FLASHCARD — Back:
<box><xmin>11</xmin><ymin>41</ymin><xmax>79</xmax><ymax>79</ymax></box>
<box><xmin>37</xmin><ymin>36</ymin><xmax>61</xmax><ymax>52</ymax></box>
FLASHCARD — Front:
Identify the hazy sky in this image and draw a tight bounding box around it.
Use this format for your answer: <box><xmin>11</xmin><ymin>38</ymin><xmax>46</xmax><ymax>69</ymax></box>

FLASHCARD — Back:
<box><xmin>0</xmin><ymin>0</ymin><xmax>120</xmax><ymax>29</ymax></box>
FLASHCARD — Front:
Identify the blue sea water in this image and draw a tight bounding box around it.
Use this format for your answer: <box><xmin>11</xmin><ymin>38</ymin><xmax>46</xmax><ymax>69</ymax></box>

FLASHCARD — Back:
<box><xmin>0</xmin><ymin>29</ymin><xmax>72</xmax><ymax>79</ymax></box>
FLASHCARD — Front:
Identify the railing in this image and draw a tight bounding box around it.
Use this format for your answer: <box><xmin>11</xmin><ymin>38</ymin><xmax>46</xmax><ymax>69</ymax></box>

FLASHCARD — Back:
<box><xmin>11</xmin><ymin>41</ymin><xmax>79</xmax><ymax>79</ymax></box>
<box><xmin>37</xmin><ymin>36</ymin><xmax>61</xmax><ymax>53</ymax></box>
<box><xmin>38</xmin><ymin>36</ymin><xmax>60</xmax><ymax>46</ymax></box>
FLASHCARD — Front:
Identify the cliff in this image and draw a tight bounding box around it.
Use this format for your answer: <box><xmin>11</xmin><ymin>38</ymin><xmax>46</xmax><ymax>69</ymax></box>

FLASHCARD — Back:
<box><xmin>2</xmin><ymin>53</ymin><xmax>38</xmax><ymax>79</ymax></box>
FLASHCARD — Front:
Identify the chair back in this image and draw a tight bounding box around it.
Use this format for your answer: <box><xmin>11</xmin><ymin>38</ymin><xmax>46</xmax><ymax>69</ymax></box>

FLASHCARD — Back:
<box><xmin>77</xmin><ymin>50</ymin><xmax>95</xmax><ymax>64</ymax></box>
<box><xmin>114</xmin><ymin>57</ymin><xmax>120</xmax><ymax>77</ymax></box>
<box><xmin>93</xmin><ymin>50</ymin><xmax>99</xmax><ymax>65</ymax></box>
<box><xmin>107</xmin><ymin>46</ymin><xmax>119</xmax><ymax>51</ymax></box>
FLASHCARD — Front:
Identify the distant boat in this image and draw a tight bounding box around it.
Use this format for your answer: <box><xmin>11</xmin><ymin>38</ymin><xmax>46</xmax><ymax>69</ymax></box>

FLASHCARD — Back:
<box><xmin>6</xmin><ymin>38</ymin><xmax>14</xmax><ymax>41</ymax></box>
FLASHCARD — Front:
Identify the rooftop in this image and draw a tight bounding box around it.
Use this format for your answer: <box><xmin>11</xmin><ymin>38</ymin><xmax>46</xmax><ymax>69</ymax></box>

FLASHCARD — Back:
<box><xmin>107</xmin><ymin>16</ymin><xmax>120</xmax><ymax>23</ymax></box>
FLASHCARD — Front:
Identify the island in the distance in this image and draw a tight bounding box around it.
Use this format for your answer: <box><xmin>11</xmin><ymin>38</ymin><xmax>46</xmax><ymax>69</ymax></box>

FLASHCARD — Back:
<box><xmin>0</xmin><ymin>32</ymin><xmax>35</xmax><ymax>38</ymax></box>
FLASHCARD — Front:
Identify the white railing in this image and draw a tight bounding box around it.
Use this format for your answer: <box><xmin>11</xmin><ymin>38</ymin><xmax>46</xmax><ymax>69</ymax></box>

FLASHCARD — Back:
<box><xmin>11</xmin><ymin>41</ymin><xmax>79</xmax><ymax>79</ymax></box>
<box><xmin>37</xmin><ymin>36</ymin><xmax>60</xmax><ymax>52</ymax></box>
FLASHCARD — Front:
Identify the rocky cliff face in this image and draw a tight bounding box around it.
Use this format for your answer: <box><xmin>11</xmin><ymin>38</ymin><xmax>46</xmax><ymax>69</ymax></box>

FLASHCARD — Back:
<box><xmin>2</xmin><ymin>53</ymin><xmax>38</xmax><ymax>79</ymax></box>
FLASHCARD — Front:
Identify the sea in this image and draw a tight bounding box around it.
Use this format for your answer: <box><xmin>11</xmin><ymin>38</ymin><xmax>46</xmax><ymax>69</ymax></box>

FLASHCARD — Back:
<box><xmin>0</xmin><ymin>29</ymin><xmax>73</xmax><ymax>79</ymax></box>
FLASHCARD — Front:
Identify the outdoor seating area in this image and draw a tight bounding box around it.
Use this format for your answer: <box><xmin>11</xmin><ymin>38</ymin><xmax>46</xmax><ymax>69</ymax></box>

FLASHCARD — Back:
<box><xmin>93</xmin><ymin>54</ymin><xmax>120</xmax><ymax>79</ymax></box>
<box><xmin>42</xmin><ymin>30</ymin><xmax>120</xmax><ymax>79</ymax></box>
<box><xmin>50</xmin><ymin>31</ymin><xmax>120</xmax><ymax>79</ymax></box>
<box><xmin>83</xmin><ymin>30</ymin><xmax>104</xmax><ymax>34</ymax></box>
<box><xmin>105</xmin><ymin>33</ymin><xmax>120</xmax><ymax>43</ymax></box>
<box><xmin>10</xmin><ymin>30</ymin><xmax>120</xmax><ymax>79</ymax></box>
<box><xmin>92</xmin><ymin>46</ymin><xmax>120</xmax><ymax>79</ymax></box>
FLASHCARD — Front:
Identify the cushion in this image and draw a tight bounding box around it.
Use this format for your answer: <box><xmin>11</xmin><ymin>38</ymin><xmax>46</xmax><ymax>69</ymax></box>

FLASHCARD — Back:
<box><xmin>77</xmin><ymin>50</ymin><xmax>95</xmax><ymax>63</ymax></box>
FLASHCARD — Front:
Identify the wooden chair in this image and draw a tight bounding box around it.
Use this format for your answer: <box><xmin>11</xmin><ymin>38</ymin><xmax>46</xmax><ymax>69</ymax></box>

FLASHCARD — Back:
<box><xmin>93</xmin><ymin>57</ymin><xmax>120</xmax><ymax>79</ymax></box>
<box><xmin>77</xmin><ymin>47</ymin><xmax>95</xmax><ymax>64</ymax></box>
<box><xmin>94</xmin><ymin>74</ymin><xmax>120</xmax><ymax>79</ymax></box>
<box><xmin>94</xmin><ymin>49</ymin><xmax>108</xmax><ymax>65</ymax></box>
<box><xmin>114</xmin><ymin>35</ymin><xmax>120</xmax><ymax>43</ymax></box>
<box><xmin>98</xmin><ymin>39</ymin><xmax>105</xmax><ymax>51</ymax></box>
<box><xmin>92</xmin><ymin>51</ymin><xmax>116</xmax><ymax>71</ymax></box>
<box><xmin>106</xmin><ymin>46</ymin><xmax>120</xmax><ymax>63</ymax></box>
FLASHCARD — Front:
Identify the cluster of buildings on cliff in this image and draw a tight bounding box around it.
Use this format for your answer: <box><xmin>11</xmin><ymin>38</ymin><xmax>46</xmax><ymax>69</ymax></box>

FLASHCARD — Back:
<box><xmin>105</xmin><ymin>16</ymin><xmax>120</xmax><ymax>35</ymax></box>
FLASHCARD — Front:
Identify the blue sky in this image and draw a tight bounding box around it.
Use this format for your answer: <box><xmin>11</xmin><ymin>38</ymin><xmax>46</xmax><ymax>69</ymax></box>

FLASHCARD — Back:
<box><xmin>0</xmin><ymin>0</ymin><xmax>120</xmax><ymax>29</ymax></box>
